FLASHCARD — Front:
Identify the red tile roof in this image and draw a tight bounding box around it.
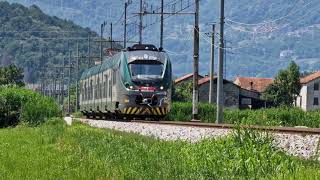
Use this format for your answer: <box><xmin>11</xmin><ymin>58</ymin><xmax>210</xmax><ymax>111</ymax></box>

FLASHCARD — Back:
<box><xmin>198</xmin><ymin>76</ymin><xmax>211</xmax><ymax>85</ymax></box>
<box><xmin>174</xmin><ymin>73</ymin><xmax>203</xmax><ymax>84</ymax></box>
<box><xmin>198</xmin><ymin>76</ymin><xmax>234</xmax><ymax>86</ymax></box>
<box><xmin>300</xmin><ymin>71</ymin><xmax>320</xmax><ymax>84</ymax></box>
<box><xmin>234</xmin><ymin>77</ymin><xmax>273</xmax><ymax>93</ymax></box>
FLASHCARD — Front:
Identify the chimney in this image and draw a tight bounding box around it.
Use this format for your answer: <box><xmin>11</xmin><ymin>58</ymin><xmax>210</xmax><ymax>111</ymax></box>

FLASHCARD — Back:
<box><xmin>250</xmin><ymin>81</ymin><xmax>254</xmax><ymax>90</ymax></box>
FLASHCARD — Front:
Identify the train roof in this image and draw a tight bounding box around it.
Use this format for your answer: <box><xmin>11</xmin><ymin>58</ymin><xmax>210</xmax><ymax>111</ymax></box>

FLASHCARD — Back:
<box><xmin>80</xmin><ymin>52</ymin><xmax>121</xmax><ymax>80</ymax></box>
<box><xmin>80</xmin><ymin>45</ymin><xmax>170</xmax><ymax>80</ymax></box>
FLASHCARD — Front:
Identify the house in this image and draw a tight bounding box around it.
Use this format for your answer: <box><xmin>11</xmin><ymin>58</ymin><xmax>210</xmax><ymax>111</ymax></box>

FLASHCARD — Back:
<box><xmin>234</xmin><ymin>77</ymin><xmax>274</xmax><ymax>109</ymax></box>
<box><xmin>296</xmin><ymin>71</ymin><xmax>320</xmax><ymax>111</ymax></box>
<box><xmin>198</xmin><ymin>76</ymin><xmax>240</xmax><ymax>108</ymax></box>
<box><xmin>174</xmin><ymin>73</ymin><xmax>203</xmax><ymax>85</ymax></box>
<box><xmin>174</xmin><ymin>74</ymin><xmax>274</xmax><ymax>109</ymax></box>
<box><xmin>234</xmin><ymin>77</ymin><xmax>273</xmax><ymax>93</ymax></box>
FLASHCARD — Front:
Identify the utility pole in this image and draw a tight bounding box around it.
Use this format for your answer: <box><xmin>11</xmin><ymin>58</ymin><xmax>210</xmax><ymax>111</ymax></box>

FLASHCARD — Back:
<box><xmin>61</xmin><ymin>57</ymin><xmax>65</xmax><ymax>109</ymax></box>
<box><xmin>76</xmin><ymin>43</ymin><xmax>80</xmax><ymax>111</ymax></box>
<box><xmin>110</xmin><ymin>22</ymin><xmax>113</xmax><ymax>50</ymax></box>
<box><xmin>216</xmin><ymin>0</ymin><xmax>225</xmax><ymax>124</ymax></box>
<box><xmin>68</xmin><ymin>51</ymin><xmax>71</xmax><ymax>115</ymax></box>
<box><xmin>209</xmin><ymin>24</ymin><xmax>215</xmax><ymax>104</ymax></box>
<box><xmin>192</xmin><ymin>0</ymin><xmax>200</xmax><ymax>121</ymax></box>
<box><xmin>160</xmin><ymin>0</ymin><xmax>164</xmax><ymax>48</ymax></box>
<box><xmin>139</xmin><ymin>0</ymin><xmax>143</xmax><ymax>44</ymax></box>
<box><xmin>100</xmin><ymin>23</ymin><xmax>103</xmax><ymax>62</ymax></box>
<box><xmin>124</xmin><ymin>2</ymin><xmax>128</xmax><ymax>48</ymax></box>
<box><xmin>87</xmin><ymin>36</ymin><xmax>91</xmax><ymax>68</ymax></box>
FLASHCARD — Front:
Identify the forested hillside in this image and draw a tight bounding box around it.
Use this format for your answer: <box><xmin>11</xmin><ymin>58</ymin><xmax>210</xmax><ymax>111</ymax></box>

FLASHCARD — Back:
<box><xmin>0</xmin><ymin>2</ymin><xmax>100</xmax><ymax>83</ymax></box>
<box><xmin>3</xmin><ymin>0</ymin><xmax>320</xmax><ymax>79</ymax></box>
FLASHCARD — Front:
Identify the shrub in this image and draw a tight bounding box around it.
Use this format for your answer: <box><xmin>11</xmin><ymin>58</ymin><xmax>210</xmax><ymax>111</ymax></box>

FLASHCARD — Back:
<box><xmin>0</xmin><ymin>87</ymin><xmax>61</xmax><ymax>127</ymax></box>
<box><xmin>21</xmin><ymin>96</ymin><xmax>61</xmax><ymax>126</ymax></box>
<box><xmin>168</xmin><ymin>102</ymin><xmax>320</xmax><ymax>128</ymax></box>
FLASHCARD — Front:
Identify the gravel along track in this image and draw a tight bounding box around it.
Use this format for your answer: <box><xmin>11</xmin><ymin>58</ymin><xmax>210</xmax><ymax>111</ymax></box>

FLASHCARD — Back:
<box><xmin>78</xmin><ymin>119</ymin><xmax>320</xmax><ymax>160</ymax></box>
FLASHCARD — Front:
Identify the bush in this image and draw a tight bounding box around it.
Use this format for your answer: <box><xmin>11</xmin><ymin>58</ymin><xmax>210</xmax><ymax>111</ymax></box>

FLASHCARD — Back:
<box><xmin>167</xmin><ymin>102</ymin><xmax>320</xmax><ymax>128</ymax></box>
<box><xmin>21</xmin><ymin>96</ymin><xmax>61</xmax><ymax>126</ymax></box>
<box><xmin>0</xmin><ymin>87</ymin><xmax>61</xmax><ymax>127</ymax></box>
<box><xmin>165</xmin><ymin>102</ymin><xmax>216</xmax><ymax>122</ymax></box>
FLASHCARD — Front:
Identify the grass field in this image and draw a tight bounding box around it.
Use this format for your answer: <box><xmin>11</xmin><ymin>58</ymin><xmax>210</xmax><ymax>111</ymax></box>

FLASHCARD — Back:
<box><xmin>1</xmin><ymin>118</ymin><xmax>319</xmax><ymax>179</ymax></box>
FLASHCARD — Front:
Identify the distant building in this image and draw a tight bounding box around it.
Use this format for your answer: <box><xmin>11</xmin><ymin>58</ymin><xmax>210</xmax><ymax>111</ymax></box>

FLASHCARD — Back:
<box><xmin>296</xmin><ymin>72</ymin><xmax>320</xmax><ymax>111</ymax></box>
<box><xmin>198</xmin><ymin>76</ymin><xmax>239</xmax><ymax>108</ymax></box>
<box><xmin>174</xmin><ymin>73</ymin><xmax>203</xmax><ymax>85</ymax></box>
<box><xmin>234</xmin><ymin>77</ymin><xmax>273</xmax><ymax>93</ymax></box>
<box><xmin>234</xmin><ymin>77</ymin><xmax>274</xmax><ymax>109</ymax></box>
<box><xmin>174</xmin><ymin>74</ymin><xmax>274</xmax><ymax>109</ymax></box>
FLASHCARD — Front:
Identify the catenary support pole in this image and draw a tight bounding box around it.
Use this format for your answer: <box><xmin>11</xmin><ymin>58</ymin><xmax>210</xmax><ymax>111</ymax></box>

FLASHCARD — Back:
<box><xmin>62</xmin><ymin>57</ymin><xmax>65</xmax><ymax>108</ymax></box>
<box><xmin>192</xmin><ymin>0</ymin><xmax>200</xmax><ymax>121</ymax></box>
<box><xmin>139</xmin><ymin>0</ymin><xmax>143</xmax><ymax>44</ymax></box>
<box><xmin>110</xmin><ymin>22</ymin><xmax>113</xmax><ymax>50</ymax></box>
<box><xmin>100</xmin><ymin>24</ymin><xmax>103</xmax><ymax>62</ymax></box>
<box><xmin>68</xmin><ymin>51</ymin><xmax>71</xmax><ymax>115</ymax></box>
<box><xmin>76</xmin><ymin>43</ymin><xmax>80</xmax><ymax>111</ymax></box>
<box><xmin>124</xmin><ymin>2</ymin><xmax>128</xmax><ymax>48</ymax></box>
<box><xmin>216</xmin><ymin>0</ymin><xmax>225</xmax><ymax>124</ymax></box>
<box><xmin>87</xmin><ymin>36</ymin><xmax>91</xmax><ymax>68</ymax></box>
<box><xmin>209</xmin><ymin>24</ymin><xmax>215</xmax><ymax>104</ymax></box>
<box><xmin>160</xmin><ymin>0</ymin><xmax>164</xmax><ymax>48</ymax></box>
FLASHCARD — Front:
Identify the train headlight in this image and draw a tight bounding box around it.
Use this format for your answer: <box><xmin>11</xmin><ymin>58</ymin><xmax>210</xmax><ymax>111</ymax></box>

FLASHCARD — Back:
<box><xmin>129</xmin><ymin>86</ymin><xmax>134</xmax><ymax>90</ymax></box>
<box><xmin>160</xmin><ymin>86</ymin><xmax>164</xmax><ymax>90</ymax></box>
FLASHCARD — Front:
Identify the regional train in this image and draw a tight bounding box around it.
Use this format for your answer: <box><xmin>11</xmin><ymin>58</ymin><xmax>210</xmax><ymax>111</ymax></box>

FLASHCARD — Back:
<box><xmin>80</xmin><ymin>44</ymin><xmax>172</xmax><ymax>119</ymax></box>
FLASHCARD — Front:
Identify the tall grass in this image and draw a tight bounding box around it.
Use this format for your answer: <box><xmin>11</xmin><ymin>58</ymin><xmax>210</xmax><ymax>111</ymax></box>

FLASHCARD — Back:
<box><xmin>166</xmin><ymin>102</ymin><xmax>320</xmax><ymax>128</ymax></box>
<box><xmin>0</xmin><ymin>119</ymin><xmax>319</xmax><ymax>179</ymax></box>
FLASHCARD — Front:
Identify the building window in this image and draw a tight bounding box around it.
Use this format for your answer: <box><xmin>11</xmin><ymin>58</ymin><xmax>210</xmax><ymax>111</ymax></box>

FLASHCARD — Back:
<box><xmin>314</xmin><ymin>83</ymin><xmax>319</xmax><ymax>91</ymax></box>
<box><xmin>314</xmin><ymin>97</ymin><xmax>319</xmax><ymax>106</ymax></box>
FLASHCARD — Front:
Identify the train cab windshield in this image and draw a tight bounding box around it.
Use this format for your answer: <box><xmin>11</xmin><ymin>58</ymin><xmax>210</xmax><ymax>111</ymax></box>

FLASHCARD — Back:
<box><xmin>129</xmin><ymin>60</ymin><xmax>164</xmax><ymax>80</ymax></box>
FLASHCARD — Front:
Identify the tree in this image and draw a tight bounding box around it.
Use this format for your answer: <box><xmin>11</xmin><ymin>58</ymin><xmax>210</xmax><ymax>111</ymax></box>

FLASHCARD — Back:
<box><xmin>0</xmin><ymin>64</ymin><xmax>25</xmax><ymax>87</ymax></box>
<box><xmin>172</xmin><ymin>82</ymin><xmax>193</xmax><ymax>102</ymax></box>
<box><xmin>263</xmin><ymin>61</ymin><xmax>301</xmax><ymax>106</ymax></box>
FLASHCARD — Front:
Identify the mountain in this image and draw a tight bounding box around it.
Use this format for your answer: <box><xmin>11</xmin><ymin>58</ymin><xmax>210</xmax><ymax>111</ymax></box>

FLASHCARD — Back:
<box><xmin>0</xmin><ymin>1</ymin><xmax>101</xmax><ymax>83</ymax></box>
<box><xmin>2</xmin><ymin>0</ymin><xmax>320</xmax><ymax>79</ymax></box>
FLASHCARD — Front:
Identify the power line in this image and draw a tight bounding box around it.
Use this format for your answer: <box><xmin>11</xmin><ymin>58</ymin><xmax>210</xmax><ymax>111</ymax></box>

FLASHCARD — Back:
<box><xmin>225</xmin><ymin>0</ymin><xmax>315</xmax><ymax>26</ymax></box>
<box><xmin>143</xmin><ymin>1</ymin><xmax>195</xmax><ymax>30</ymax></box>
<box><xmin>225</xmin><ymin>4</ymin><xmax>320</xmax><ymax>34</ymax></box>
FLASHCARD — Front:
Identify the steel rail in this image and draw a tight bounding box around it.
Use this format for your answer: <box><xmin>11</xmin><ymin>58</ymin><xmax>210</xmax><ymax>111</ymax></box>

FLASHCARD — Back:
<box><xmin>131</xmin><ymin>120</ymin><xmax>320</xmax><ymax>135</ymax></box>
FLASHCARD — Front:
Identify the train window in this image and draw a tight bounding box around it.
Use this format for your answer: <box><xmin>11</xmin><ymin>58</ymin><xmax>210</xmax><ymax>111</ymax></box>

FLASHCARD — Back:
<box><xmin>97</xmin><ymin>77</ymin><xmax>100</xmax><ymax>99</ymax></box>
<box><xmin>80</xmin><ymin>83</ymin><xmax>83</xmax><ymax>100</ymax></box>
<box><xmin>129</xmin><ymin>60</ymin><xmax>164</xmax><ymax>80</ymax></box>
<box><xmin>109</xmin><ymin>80</ymin><xmax>112</xmax><ymax>98</ymax></box>
<box><xmin>104</xmin><ymin>75</ymin><xmax>108</xmax><ymax>98</ymax></box>
<box><xmin>113</xmin><ymin>70</ymin><xmax>116</xmax><ymax>85</ymax></box>
<box><xmin>84</xmin><ymin>82</ymin><xmax>87</xmax><ymax>100</ymax></box>
<box><xmin>90</xmin><ymin>80</ymin><xmax>93</xmax><ymax>100</ymax></box>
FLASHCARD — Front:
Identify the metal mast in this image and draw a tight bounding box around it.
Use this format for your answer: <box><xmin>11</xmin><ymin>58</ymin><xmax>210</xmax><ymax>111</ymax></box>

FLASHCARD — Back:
<box><xmin>209</xmin><ymin>24</ymin><xmax>215</xmax><ymax>104</ymax></box>
<box><xmin>192</xmin><ymin>0</ymin><xmax>200</xmax><ymax>121</ymax></box>
<box><xmin>216</xmin><ymin>0</ymin><xmax>225</xmax><ymax>124</ymax></box>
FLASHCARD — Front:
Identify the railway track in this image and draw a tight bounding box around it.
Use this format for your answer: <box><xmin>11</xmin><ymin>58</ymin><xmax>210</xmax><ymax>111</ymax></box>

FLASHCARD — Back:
<box><xmin>131</xmin><ymin>120</ymin><xmax>320</xmax><ymax>135</ymax></box>
<box><xmin>77</xmin><ymin>117</ymin><xmax>320</xmax><ymax>135</ymax></box>
<box><xmin>76</xmin><ymin>118</ymin><xmax>320</xmax><ymax>159</ymax></box>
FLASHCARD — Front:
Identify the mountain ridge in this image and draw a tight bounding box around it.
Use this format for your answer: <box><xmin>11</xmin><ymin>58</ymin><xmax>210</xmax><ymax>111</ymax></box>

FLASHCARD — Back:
<box><xmin>2</xmin><ymin>0</ymin><xmax>320</xmax><ymax>79</ymax></box>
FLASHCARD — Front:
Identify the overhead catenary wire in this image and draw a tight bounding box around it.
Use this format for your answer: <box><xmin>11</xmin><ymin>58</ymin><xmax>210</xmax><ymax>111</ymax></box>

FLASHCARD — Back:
<box><xmin>225</xmin><ymin>4</ymin><xmax>320</xmax><ymax>35</ymax></box>
<box><xmin>225</xmin><ymin>0</ymin><xmax>315</xmax><ymax>26</ymax></box>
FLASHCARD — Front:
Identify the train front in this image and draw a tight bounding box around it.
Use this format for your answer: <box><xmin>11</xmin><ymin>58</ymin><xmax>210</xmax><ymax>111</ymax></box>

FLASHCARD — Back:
<box><xmin>119</xmin><ymin>44</ymin><xmax>172</xmax><ymax>119</ymax></box>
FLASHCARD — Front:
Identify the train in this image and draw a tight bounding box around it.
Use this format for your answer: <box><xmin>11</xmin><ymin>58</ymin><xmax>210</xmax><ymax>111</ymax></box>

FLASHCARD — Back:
<box><xmin>80</xmin><ymin>44</ymin><xmax>172</xmax><ymax>119</ymax></box>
